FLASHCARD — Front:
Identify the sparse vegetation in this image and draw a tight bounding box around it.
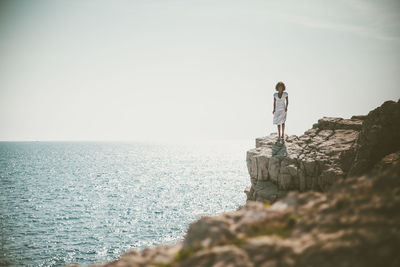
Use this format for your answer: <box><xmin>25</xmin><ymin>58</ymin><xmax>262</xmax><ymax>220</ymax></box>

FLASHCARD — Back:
<box><xmin>231</xmin><ymin>237</ymin><xmax>249</xmax><ymax>247</ymax></box>
<box><xmin>173</xmin><ymin>242</ymin><xmax>207</xmax><ymax>262</ymax></box>
<box><xmin>335</xmin><ymin>195</ymin><xmax>351</xmax><ymax>209</ymax></box>
<box><xmin>150</xmin><ymin>263</ymin><xmax>172</xmax><ymax>267</ymax></box>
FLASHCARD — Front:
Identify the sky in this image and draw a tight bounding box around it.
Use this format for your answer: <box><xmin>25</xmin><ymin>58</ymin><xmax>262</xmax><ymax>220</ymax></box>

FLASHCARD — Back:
<box><xmin>0</xmin><ymin>0</ymin><xmax>399</xmax><ymax>142</ymax></box>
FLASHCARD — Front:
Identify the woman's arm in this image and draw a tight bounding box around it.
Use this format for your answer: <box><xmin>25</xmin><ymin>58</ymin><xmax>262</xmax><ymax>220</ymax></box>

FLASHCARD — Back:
<box><xmin>273</xmin><ymin>97</ymin><xmax>276</xmax><ymax>114</ymax></box>
<box><xmin>285</xmin><ymin>95</ymin><xmax>289</xmax><ymax>112</ymax></box>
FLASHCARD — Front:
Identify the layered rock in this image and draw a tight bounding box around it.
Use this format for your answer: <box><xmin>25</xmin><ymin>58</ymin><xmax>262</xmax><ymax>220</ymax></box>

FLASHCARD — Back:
<box><xmin>245</xmin><ymin>99</ymin><xmax>400</xmax><ymax>203</ymax></box>
<box><xmin>245</xmin><ymin>117</ymin><xmax>363</xmax><ymax>202</ymax></box>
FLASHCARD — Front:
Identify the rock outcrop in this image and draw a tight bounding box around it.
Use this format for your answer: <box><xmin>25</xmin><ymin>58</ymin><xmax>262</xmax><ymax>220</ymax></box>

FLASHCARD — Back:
<box><xmin>66</xmin><ymin>99</ymin><xmax>400</xmax><ymax>267</ymax></box>
<box><xmin>348</xmin><ymin>99</ymin><xmax>400</xmax><ymax>176</ymax></box>
<box><xmin>245</xmin><ymin>99</ymin><xmax>400</xmax><ymax>203</ymax></box>
<box><xmin>245</xmin><ymin>117</ymin><xmax>363</xmax><ymax>203</ymax></box>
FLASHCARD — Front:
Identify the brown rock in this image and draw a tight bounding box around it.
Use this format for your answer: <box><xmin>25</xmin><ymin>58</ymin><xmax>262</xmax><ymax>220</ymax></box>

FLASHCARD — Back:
<box><xmin>348</xmin><ymin>99</ymin><xmax>400</xmax><ymax>176</ymax></box>
<box><xmin>182</xmin><ymin>215</ymin><xmax>236</xmax><ymax>249</ymax></box>
<box><xmin>177</xmin><ymin>245</ymin><xmax>252</xmax><ymax>267</ymax></box>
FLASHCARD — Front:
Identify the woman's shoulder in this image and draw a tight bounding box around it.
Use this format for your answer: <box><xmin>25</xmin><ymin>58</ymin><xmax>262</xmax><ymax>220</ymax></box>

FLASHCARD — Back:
<box><xmin>284</xmin><ymin>91</ymin><xmax>288</xmax><ymax>96</ymax></box>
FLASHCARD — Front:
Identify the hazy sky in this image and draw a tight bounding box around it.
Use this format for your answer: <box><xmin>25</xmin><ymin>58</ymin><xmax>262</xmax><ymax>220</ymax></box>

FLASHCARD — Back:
<box><xmin>1</xmin><ymin>0</ymin><xmax>399</xmax><ymax>142</ymax></box>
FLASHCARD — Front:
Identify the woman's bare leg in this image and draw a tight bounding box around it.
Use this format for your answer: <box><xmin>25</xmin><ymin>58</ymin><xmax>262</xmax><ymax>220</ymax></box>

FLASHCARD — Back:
<box><xmin>277</xmin><ymin>124</ymin><xmax>281</xmax><ymax>139</ymax></box>
<box><xmin>282</xmin><ymin>123</ymin><xmax>285</xmax><ymax>139</ymax></box>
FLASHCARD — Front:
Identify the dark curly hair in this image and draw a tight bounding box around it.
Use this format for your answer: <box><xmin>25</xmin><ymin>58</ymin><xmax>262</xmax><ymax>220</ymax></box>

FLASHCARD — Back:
<box><xmin>275</xmin><ymin>81</ymin><xmax>286</xmax><ymax>91</ymax></box>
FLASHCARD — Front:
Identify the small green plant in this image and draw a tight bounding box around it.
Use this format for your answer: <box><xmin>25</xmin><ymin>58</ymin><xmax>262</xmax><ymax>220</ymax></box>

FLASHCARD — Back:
<box><xmin>253</xmin><ymin>212</ymin><xmax>299</xmax><ymax>239</ymax></box>
<box><xmin>264</xmin><ymin>201</ymin><xmax>271</xmax><ymax>208</ymax></box>
<box><xmin>335</xmin><ymin>195</ymin><xmax>350</xmax><ymax>209</ymax></box>
<box><xmin>231</xmin><ymin>237</ymin><xmax>249</xmax><ymax>247</ymax></box>
<box><xmin>150</xmin><ymin>263</ymin><xmax>172</xmax><ymax>267</ymax></box>
<box><xmin>285</xmin><ymin>213</ymin><xmax>298</xmax><ymax>227</ymax></box>
<box><xmin>173</xmin><ymin>241</ymin><xmax>207</xmax><ymax>262</ymax></box>
<box><xmin>173</xmin><ymin>247</ymin><xmax>195</xmax><ymax>261</ymax></box>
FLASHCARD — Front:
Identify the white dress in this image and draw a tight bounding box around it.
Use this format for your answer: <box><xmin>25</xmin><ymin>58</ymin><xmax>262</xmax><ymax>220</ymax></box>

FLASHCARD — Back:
<box><xmin>273</xmin><ymin>91</ymin><xmax>288</xmax><ymax>125</ymax></box>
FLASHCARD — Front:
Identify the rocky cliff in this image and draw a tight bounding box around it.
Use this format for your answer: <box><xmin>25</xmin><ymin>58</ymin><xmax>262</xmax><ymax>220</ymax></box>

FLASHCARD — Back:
<box><xmin>67</xmin><ymin>99</ymin><xmax>400</xmax><ymax>267</ymax></box>
<box><xmin>244</xmin><ymin>99</ymin><xmax>400</xmax><ymax>204</ymax></box>
<box><xmin>245</xmin><ymin>116</ymin><xmax>363</xmax><ymax>203</ymax></box>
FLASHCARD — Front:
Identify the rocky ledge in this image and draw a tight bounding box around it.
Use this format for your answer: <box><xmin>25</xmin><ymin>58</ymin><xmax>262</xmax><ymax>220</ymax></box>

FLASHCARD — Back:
<box><xmin>67</xmin><ymin>99</ymin><xmax>400</xmax><ymax>267</ymax></box>
<box><xmin>245</xmin><ymin>99</ymin><xmax>400</xmax><ymax>203</ymax></box>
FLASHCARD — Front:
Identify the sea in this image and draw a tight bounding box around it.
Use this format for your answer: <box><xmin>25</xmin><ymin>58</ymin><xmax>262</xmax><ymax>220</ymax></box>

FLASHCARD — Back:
<box><xmin>0</xmin><ymin>139</ymin><xmax>252</xmax><ymax>266</ymax></box>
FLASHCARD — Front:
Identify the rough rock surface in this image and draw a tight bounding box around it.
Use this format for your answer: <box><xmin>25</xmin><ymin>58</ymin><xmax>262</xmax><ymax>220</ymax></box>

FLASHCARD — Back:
<box><xmin>245</xmin><ymin>117</ymin><xmax>363</xmax><ymax>202</ymax></box>
<box><xmin>245</xmin><ymin>99</ymin><xmax>400</xmax><ymax>203</ymax></box>
<box><xmin>66</xmin><ymin>99</ymin><xmax>400</xmax><ymax>267</ymax></box>
<box><xmin>348</xmin><ymin>99</ymin><xmax>400</xmax><ymax>176</ymax></box>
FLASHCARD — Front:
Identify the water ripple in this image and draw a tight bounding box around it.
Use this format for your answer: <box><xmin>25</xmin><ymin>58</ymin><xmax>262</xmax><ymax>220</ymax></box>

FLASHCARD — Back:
<box><xmin>0</xmin><ymin>140</ymin><xmax>251</xmax><ymax>266</ymax></box>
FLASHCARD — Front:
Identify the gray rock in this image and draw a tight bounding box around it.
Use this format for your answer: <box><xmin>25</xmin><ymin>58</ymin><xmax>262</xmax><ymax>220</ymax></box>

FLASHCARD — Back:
<box><xmin>245</xmin><ymin>116</ymin><xmax>363</xmax><ymax>203</ymax></box>
<box><xmin>246</xmin><ymin>99</ymin><xmax>400</xmax><ymax>203</ymax></box>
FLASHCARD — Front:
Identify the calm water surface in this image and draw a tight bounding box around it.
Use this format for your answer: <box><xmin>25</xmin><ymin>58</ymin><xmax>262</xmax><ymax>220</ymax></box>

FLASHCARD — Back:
<box><xmin>0</xmin><ymin>140</ymin><xmax>251</xmax><ymax>266</ymax></box>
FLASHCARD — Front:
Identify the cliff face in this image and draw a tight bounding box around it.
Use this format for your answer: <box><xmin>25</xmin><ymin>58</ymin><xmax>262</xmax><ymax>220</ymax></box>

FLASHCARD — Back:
<box><xmin>245</xmin><ymin>117</ymin><xmax>363</xmax><ymax>203</ymax></box>
<box><xmin>68</xmin><ymin>99</ymin><xmax>400</xmax><ymax>267</ymax></box>
<box><xmin>348</xmin><ymin>99</ymin><xmax>400</xmax><ymax>175</ymax></box>
<box><xmin>245</xmin><ymin>99</ymin><xmax>400</xmax><ymax>204</ymax></box>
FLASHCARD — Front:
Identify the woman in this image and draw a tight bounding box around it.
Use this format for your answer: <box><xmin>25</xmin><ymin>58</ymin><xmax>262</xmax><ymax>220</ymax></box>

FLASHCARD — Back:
<box><xmin>272</xmin><ymin>81</ymin><xmax>289</xmax><ymax>142</ymax></box>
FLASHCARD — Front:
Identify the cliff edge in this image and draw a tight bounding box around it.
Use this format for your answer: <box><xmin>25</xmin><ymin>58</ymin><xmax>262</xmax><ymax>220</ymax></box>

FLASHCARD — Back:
<box><xmin>67</xmin><ymin>99</ymin><xmax>400</xmax><ymax>267</ymax></box>
<box><xmin>245</xmin><ymin>116</ymin><xmax>363</xmax><ymax>203</ymax></box>
<box><xmin>245</xmin><ymin>99</ymin><xmax>400</xmax><ymax>204</ymax></box>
